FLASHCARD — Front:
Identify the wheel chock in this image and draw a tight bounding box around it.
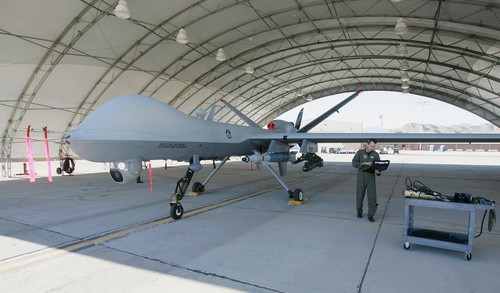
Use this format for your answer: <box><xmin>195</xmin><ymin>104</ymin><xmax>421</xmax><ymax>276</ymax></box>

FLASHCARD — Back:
<box><xmin>288</xmin><ymin>197</ymin><xmax>309</xmax><ymax>205</ymax></box>
<box><xmin>187</xmin><ymin>190</ymin><xmax>207</xmax><ymax>196</ymax></box>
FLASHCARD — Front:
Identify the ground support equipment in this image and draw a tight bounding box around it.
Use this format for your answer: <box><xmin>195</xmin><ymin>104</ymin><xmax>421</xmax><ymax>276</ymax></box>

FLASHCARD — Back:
<box><xmin>402</xmin><ymin>197</ymin><xmax>495</xmax><ymax>260</ymax></box>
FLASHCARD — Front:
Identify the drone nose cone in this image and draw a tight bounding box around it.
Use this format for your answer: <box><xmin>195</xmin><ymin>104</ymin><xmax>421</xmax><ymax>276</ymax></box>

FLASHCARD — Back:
<box><xmin>267</xmin><ymin>121</ymin><xmax>276</xmax><ymax>130</ymax></box>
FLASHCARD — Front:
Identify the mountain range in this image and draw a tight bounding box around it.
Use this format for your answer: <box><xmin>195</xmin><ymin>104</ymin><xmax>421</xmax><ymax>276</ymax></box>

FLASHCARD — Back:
<box><xmin>364</xmin><ymin>123</ymin><xmax>500</xmax><ymax>133</ymax></box>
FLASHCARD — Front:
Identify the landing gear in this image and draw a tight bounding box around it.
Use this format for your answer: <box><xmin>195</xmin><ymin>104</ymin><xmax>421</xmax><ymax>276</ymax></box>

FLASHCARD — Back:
<box><xmin>170</xmin><ymin>203</ymin><xmax>184</xmax><ymax>220</ymax></box>
<box><xmin>293</xmin><ymin>188</ymin><xmax>304</xmax><ymax>201</ymax></box>
<box><xmin>287</xmin><ymin>188</ymin><xmax>304</xmax><ymax>201</ymax></box>
<box><xmin>169</xmin><ymin>156</ymin><xmax>229</xmax><ymax>220</ymax></box>
<box><xmin>192</xmin><ymin>181</ymin><xmax>205</xmax><ymax>193</ymax></box>
<box><xmin>170</xmin><ymin>167</ymin><xmax>195</xmax><ymax>219</ymax></box>
<box><xmin>169</xmin><ymin>154</ymin><xmax>306</xmax><ymax>219</ymax></box>
<box><xmin>265</xmin><ymin>163</ymin><xmax>304</xmax><ymax>203</ymax></box>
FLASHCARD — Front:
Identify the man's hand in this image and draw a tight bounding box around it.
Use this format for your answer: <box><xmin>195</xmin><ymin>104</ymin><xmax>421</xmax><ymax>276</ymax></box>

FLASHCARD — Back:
<box><xmin>362</xmin><ymin>161</ymin><xmax>373</xmax><ymax>166</ymax></box>
<box><xmin>375</xmin><ymin>170</ymin><xmax>381</xmax><ymax>176</ymax></box>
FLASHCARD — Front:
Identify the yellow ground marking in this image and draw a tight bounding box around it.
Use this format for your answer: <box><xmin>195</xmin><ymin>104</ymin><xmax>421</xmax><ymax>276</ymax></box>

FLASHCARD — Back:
<box><xmin>0</xmin><ymin>216</ymin><xmax>176</xmax><ymax>273</ymax></box>
<box><xmin>0</xmin><ymin>189</ymin><xmax>269</xmax><ymax>273</ymax></box>
<box><xmin>0</xmin><ymin>172</ymin><xmax>325</xmax><ymax>273</ymax></box>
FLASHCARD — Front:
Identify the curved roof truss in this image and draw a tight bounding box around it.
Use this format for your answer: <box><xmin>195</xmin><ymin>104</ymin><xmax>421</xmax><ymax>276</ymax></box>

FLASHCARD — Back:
<box><xmin>1</xmin><ymin>0</ymin><xmax>499</xmax><ymax>175</ymax></box>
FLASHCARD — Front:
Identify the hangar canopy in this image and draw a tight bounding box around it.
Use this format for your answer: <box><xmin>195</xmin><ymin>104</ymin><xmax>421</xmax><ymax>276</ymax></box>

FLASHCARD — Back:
<box><xmin>1</xmin><ymin>0</ymin><xmax>500</xmax><ymax>176</ymax></box>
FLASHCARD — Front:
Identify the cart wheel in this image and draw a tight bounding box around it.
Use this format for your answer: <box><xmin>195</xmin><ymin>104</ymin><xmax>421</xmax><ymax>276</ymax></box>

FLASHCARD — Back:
<box><xmin>465</xmin><ymin>252</ymin><xmax>472</xmax><ymax>261</ymax></box>
<box><xmin>403</xmin><ymin>242</ymin><xmax>412</xmax><ymax>250</ymax></box>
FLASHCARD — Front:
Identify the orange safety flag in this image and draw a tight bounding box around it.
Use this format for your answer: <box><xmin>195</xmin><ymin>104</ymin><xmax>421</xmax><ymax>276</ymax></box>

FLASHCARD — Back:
<box><xmin>149</xmin><ymin>162</ymin><xmax>153</xmax><ymax>194</ymax></box>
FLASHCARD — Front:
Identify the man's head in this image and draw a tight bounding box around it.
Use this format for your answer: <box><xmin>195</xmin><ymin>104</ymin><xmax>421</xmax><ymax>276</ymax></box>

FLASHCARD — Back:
<box><xmin>366</xmin><ymin>138</ymin><xmax>377</xmax><ymax>153</ymax></box>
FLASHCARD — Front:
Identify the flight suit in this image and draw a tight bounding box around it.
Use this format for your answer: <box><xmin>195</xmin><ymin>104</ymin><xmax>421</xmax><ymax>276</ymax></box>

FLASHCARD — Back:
<box><xmin>352</xmin><ymin>148</ymin><xmax>380</xmax><ymax>218</ymax></box>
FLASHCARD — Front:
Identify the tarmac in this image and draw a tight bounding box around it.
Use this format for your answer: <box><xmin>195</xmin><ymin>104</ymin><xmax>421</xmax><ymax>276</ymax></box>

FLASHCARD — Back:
<box><xmin>1</xmin><ymin>151</ymin><xmax>499</xmax><ymax>292</ymax></box>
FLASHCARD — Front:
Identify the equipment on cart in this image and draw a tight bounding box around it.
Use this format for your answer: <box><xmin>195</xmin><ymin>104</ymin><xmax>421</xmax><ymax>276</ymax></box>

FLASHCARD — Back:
<box><xmin>56</xmin><ymin>148</ymin><xmax>75</xmax><ymax>175</ymax></box>
<box><xmin>403</xmin><ymin>177</ymin><xmax>447</xmax><ymax>200</ymax></box>
<box><xmin>402</xmin><ymin>177</ymin><xmax>496</xmax><ymax>260</ymax></box>
<box><xmin>56</xmin><ymin>156</ymin><xmax>75</xmax><ymax>175</ymax></box>
<box><xmin>454</xmin><ymin>192</ymin><xmax>473</xmax><ymax>203</ymax></box>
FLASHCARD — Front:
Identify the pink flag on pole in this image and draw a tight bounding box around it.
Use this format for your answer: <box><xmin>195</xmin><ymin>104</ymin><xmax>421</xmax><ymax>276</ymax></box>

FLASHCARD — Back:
<box><xmin>43</xmin><ymin>126</ymin><xmax>53</xmax><ymax>182</ymax></box>
<box><xmin>26</xmin><ymin>125</ymin><xmax>36</xmax><ymax>182</ymax></box>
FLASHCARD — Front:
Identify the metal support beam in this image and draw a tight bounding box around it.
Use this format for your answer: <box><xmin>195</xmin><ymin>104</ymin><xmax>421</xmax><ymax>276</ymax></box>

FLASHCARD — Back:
<box><xmin>1</xmin><ymin>141</ymin><xmax>12</xmax><ymax>177</ymax></box>
<box><xmin>263</xmin><ymin>163</ymin><xmax>291</xmax><ymax>193</ymax></box>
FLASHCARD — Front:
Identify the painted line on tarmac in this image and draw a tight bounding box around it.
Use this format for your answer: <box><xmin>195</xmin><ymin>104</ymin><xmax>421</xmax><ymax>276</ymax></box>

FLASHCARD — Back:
<box><xmin>0</xmin><ymin>172</ymin><xmax>325</xmax><ymax>273</ymax></box>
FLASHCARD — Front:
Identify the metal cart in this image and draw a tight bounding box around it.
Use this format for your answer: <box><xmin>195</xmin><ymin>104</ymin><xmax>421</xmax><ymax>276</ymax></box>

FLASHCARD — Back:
<box><xmin>402</xmin><ymin>197</ymin><xmax>495</xmax><ymax>260</ymax></box>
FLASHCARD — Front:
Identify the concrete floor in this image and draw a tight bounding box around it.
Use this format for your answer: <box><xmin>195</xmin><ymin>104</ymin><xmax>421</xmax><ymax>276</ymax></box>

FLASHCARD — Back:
<box><xmin>1</xmin><ymin>152</ymin><xmax>499</xmax><ymax>292</ymax></box>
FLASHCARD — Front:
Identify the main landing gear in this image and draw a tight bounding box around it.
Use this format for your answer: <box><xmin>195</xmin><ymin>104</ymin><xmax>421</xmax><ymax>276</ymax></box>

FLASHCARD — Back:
<box><xmin>169</xmin><ymin>155</ymin><xmax>305</xmax><ymax>220</ymax></box>
<box><xmin>262</xmin><ymin>163</ymin><xmax>304</xmax><ymax>202</ymax></box>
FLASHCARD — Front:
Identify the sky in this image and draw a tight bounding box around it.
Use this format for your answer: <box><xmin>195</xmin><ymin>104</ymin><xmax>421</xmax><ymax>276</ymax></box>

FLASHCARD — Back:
<box><xmin>277</xmin><ymin>91</ymin><xmax>489</xmax><ymax>130</ymax></box>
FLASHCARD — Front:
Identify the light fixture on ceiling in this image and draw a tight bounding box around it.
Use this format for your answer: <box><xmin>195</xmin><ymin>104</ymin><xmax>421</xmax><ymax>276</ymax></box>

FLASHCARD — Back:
<box><xmin>297</xmin><ymin>90</ymin><xmax>304</xmax><ymax>97</ymax></box>
<box><xmin>394</xmin><ymin>17</ymin><xmax>408</xmax><ymax>35</ymax></box>
<box><xmin>401</xmin><ymin>81</ymin><xmax>410</xmax><ymax>90</ymax></box>
<box><xmin>245</xmin><ymin>63</ymin><xmax>254</xmax><ymax>74</ymax></box>
<box><xmin>402</xmin><ymin>88</ymin><xmax>410</xmax><ymax>94</ymax></box>
<box><xmin>400</xmin><ymin>59</ymin><xmax>410</xmax><ymax>71</ymax></box>
<box><xmin>215</xmin><ymin>48</ymin><xmax>227</xmax><ymax>61</ymax></box>
<box><xmin>401</xmin><ymin>71</ymin><xmax>410</xmax><ymax>82</ymax></box>
<box><xmin>114</xmin><ymin>0</ymin><xmax>130</xmax><ymax>19</ymax></box>
<box><xmin>395</xmin><ymin>42</ymin><xmax>408</xmax><ymax>56</ymax></box>
<box><xmin>268</xmin><ymin>75</ymin><xmax>276</xmax><ymax>84</ymax></box>
<box><xmin>176</xmin><ymin>28</ymin><xmax>189</xmax><ymax>44</ymax></box>
<box><xmin>283</xmin><ymin>83</ymin><xmax>291</xmax><ymax>91</ymax></box>
<box><xmin>306</xmin><ymin>94</ymin><xmax>313</xmax><ymax>101</ymax></box>
<box><xmin>390</xmin><ymin>0</ymin><xmax>404</xmax><ymax>2</ymax></box>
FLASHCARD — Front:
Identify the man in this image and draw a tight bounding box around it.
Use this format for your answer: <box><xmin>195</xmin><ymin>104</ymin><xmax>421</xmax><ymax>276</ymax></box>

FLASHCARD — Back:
<box><xmin>352</xmin><ymin>138</ymin><xmax>381</xmax><ymax>222</ymax></box>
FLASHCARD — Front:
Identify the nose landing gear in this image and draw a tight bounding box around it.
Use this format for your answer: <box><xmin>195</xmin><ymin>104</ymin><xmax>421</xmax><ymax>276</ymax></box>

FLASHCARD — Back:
<box><xmin>170</xmin><ymin>168</ymin><xmax>195</xmax><ymax>219</ymax></box>
<box><xmin>170</xmin><ymin>203</ymin><xmax>184</xmax><ymax>219</ymax></box>
<box><xmin>169</xmin><ymin>156</ymin><xmax>229</xmax><ymax>220</ymax></box>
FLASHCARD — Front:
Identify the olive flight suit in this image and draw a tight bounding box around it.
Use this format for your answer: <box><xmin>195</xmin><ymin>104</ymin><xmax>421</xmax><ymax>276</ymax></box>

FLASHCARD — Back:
<box><xmin>352</xmin><ymin>148</ymin><xmax>380</xmax><ymax>218</ymax></box>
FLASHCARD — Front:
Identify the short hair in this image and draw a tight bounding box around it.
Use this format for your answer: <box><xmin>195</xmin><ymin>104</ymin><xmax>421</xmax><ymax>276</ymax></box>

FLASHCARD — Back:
<box><xmin>367</xmin><ymin>138</ymin><xmax>377</xmax><ymax>144</ymax></box>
